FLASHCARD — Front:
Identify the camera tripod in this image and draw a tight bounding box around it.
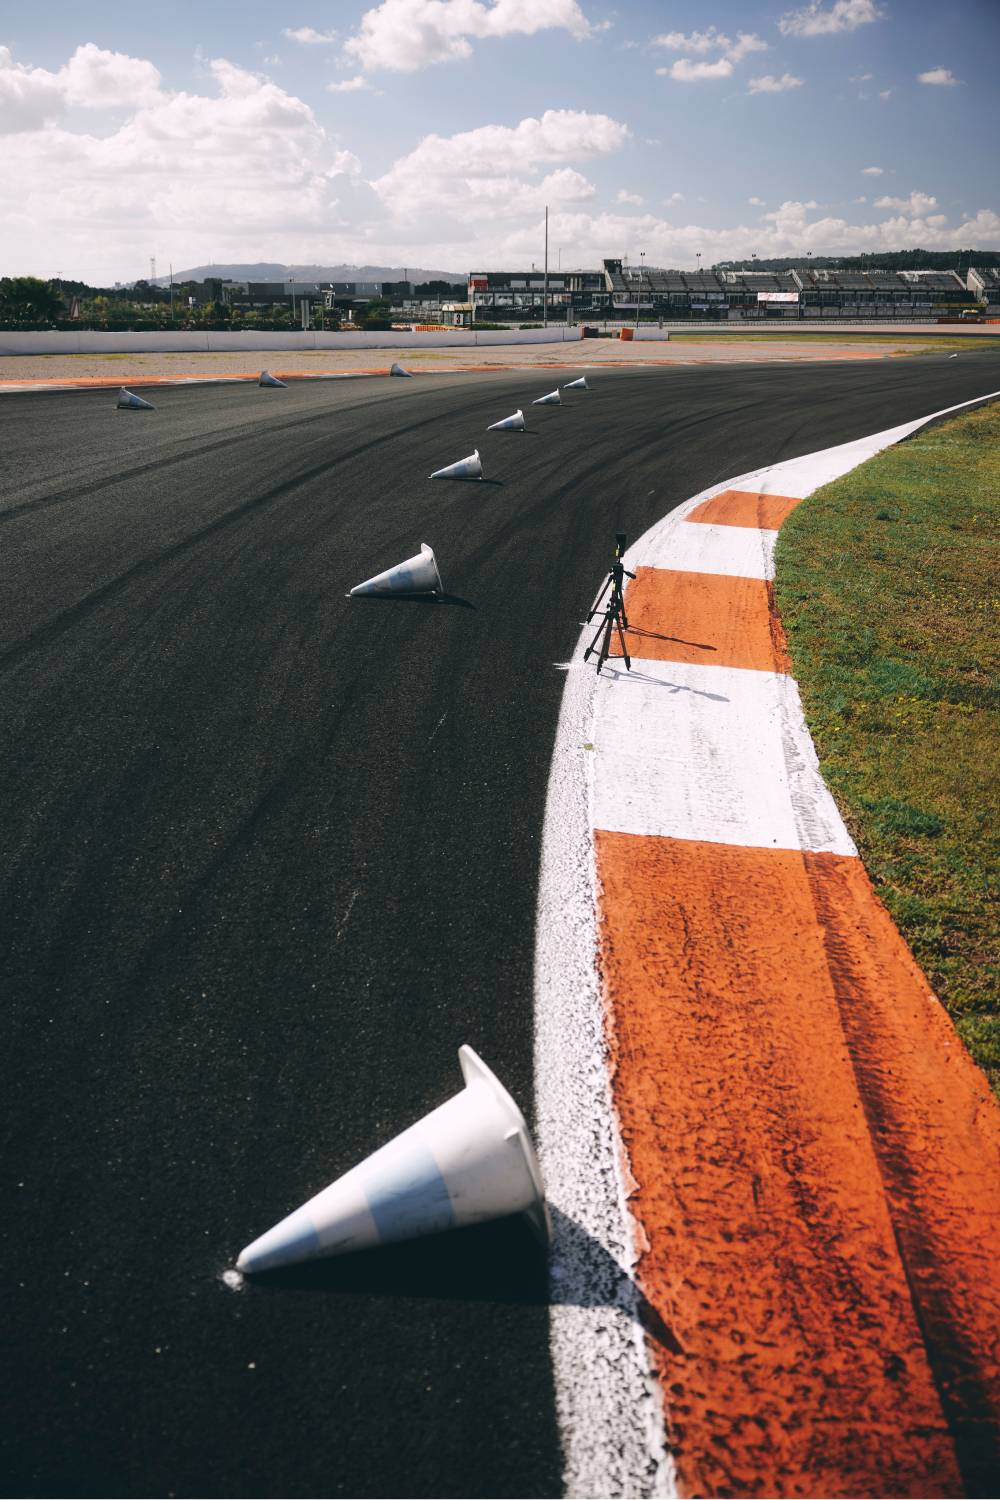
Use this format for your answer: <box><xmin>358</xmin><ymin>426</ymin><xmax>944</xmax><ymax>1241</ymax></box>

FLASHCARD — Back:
<box><xmin>584</xmin><ymin>535</ymin><xmax>635</xmax><ymax>675</ymax></box>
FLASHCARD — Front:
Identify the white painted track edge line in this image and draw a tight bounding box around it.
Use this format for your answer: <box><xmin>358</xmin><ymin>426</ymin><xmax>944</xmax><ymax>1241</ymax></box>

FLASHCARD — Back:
<box><xmin>533</xmin><ymin>649</ymin><xmax>675</xmax><ymax>1500</ymax></box>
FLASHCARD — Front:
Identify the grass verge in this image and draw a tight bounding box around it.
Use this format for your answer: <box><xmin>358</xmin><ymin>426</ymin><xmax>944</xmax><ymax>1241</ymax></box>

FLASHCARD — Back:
<box><xmin>775</xmin><ymin>400</ymin><xmax>1000</xmax><ymax>1095</ymax></box>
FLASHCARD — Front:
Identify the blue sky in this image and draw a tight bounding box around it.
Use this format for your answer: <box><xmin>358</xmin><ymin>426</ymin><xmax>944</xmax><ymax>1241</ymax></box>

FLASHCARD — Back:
<box><xmin>2</xmin><ymin>0</ymin><xmax>997</xmax><ymax>280</ymax></box>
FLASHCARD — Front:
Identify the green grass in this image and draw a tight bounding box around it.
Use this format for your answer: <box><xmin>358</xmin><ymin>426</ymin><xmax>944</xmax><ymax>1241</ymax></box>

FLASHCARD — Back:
<box><xmin>775</xmin><ymin>401</ymin><xmax>1000</xmax><ymax>1094</ymax></box>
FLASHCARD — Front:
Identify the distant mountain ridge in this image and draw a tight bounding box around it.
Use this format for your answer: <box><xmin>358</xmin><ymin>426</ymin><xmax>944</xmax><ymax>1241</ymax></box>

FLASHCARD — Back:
<box><xmin>151</xmin><ymin>262</ymin><xmax>465</xmax><ymax>285</ymax></box>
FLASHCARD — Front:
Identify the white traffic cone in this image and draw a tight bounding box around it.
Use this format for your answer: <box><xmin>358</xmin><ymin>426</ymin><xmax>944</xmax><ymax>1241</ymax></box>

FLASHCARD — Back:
<box><xmin>116</xmin><ymin>387</ymin><xmax>155</xmax><ymax>410</ymax></box>
<box><xmin>237</xmin><ymin>1045</ymin><xmax>550</xmax><ymax>1273</ymax></box>
<box><xmin>348</xmin><ymin>543</ymin><xmax>443</xmax><ymax>598</ymax></box>
<box><xmin>487</xmin><ymin>409</ymin><xmax>525</xmax><ymax>432</ymax></box>
<box><xmin>532</xmin><ymin>389</ymin><xmax>561</xmax><ymax>406</ymax></box>
<box><xmin>562</xmin><ymin>376</ymin><xmax>588</xmax><ymax>391</ymax></box>
<box><xmin>389</xmin><ymin>362</ymin><xmax>412</xmax><ymax>377</ymax></box>
<box><xmin>259</xmin><ymin>370</ymin><xmax>287</xmax><ymax>388</ymax></box>
<box><xmin>429</xmin><ymin>449</ymin><xmax>483</xmax><ymax>480</ymax></box>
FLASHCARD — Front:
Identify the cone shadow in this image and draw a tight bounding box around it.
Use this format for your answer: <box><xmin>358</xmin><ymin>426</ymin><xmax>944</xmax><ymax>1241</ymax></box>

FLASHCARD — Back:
<box><xmin>239</xmin><ymin>1204</ymin><xmax>682</xmax><ymax>1354</ymax></box>
<box><xmin>349</xmin><ymin>593</ymin><xmax>476</xmax><ymax>610</ymax></box>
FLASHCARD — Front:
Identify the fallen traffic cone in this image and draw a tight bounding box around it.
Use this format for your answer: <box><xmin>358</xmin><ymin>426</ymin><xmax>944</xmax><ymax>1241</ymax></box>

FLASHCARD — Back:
<box><xmin>532</xmin><ymin>389</ymin><xmax>561</xmax><ymax>406</ymax></box>
<box><xmin>348</xmin><ymin>542</ymin><xmax>443</xmax><ymax>598</ymax></box>
<box><xmin>236</xmin><ymin>1045</ymin><xmax>550</xmax><ymax>1273</ymax></box>
<box><xmin>487</xmin><ymin>409</ymin><xmax>525</xmax><ymax>432</ymax></box>
<box><xmin>389</xmin><ymin>362</ymin><xmax>412</xmax><ymax>377</ymax></box>
<box><xmin>562</xmin><ymin>376</ymin><xmax>588</xmax><ymax>391</ymax></box>
<box><xmin>429</xmin><ymin>449</ymin><xmax>483</xmax><ymax>480</ymax></box>
<box><xmin>116</xmin><ymin>387</ymin><xmax>155</xmax><ymax>410</ymax></box>
<box><xmin>259</xmin><ymin>370</ymin><xmax>287</xmax><ymax>388</ymax></box>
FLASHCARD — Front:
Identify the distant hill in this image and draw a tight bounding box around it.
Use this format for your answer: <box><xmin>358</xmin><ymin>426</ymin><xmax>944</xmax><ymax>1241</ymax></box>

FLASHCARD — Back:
<box><xmin>151</xmin><ymin>262</ymin><xmax>465</xmax><ymax>286</ymax></box>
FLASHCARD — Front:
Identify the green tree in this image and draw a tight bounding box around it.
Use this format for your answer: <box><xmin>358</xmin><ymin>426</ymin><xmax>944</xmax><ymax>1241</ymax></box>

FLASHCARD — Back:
<box><xmin>0</xmin><ymin>276</ymin><xmax>65</xmax><ymax>323</ymax></box>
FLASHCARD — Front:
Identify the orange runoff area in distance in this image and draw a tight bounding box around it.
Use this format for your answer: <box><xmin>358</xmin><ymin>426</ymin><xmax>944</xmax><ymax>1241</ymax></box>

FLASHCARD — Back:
<box><xmin>687</xmin><ymin>488</ymin><xmax>804</xmax><ymax>529</ymax></box>
<box><xmin>617</xmin><ymin>567</ymin><xmax>790</xmax><ymax>673</ymax></box>
<box><xmin>594</xmin><ymin>830</ymin><xmax>1000</xmax><ymax>1498</ymax></box>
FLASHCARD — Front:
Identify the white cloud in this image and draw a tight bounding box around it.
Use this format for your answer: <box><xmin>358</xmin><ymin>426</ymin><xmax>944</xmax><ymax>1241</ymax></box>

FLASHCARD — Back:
<box><xmin>918</xmin><ymin>67</ymin><xmax>960</xmax><ymax>86</ymax></box>
<box><xmin>659</xmin><ymin>57</ymin><xmax>734</xmax><ymax>82</ymax></box>
<box><xmin>344</xmin><ymin>0</ymin><xmax>592</xmax><ymax>73</ymax></box>
<box><xmin>874</xmin><ymin>191</ymin><xmax>938</xmax><ymax>215</ymax></box>
<box><xmin>282</xmin><ymin>27</ymin><xmax>339</xmax><ymax>44</ymax></box>
<box><xmin>616</xmin><ymin>189</ymin><xmax>643</xmax><ymax>206</ymax></box>
<box><xmin>855</xmin><ymin>194</ymin><xmax>867</xmax><ymax>202</ymax></box>
<box><xmin>327</xmin><ymin>75</ymin><xmax>376</xmax><ymax>92</ymax></box>
<box><xmin>644</xmin><ymin>136</ymin><xmax>662</xmax><ymax>145</ymax></box>
<box><xmin>665</xmin><ymin>192</ymin><xmax>685</xmax><ymax>205</ymax></box>
<box><xmin>748</xmin><ymin>195</ymin><xmax>765</xmax><ymax>206</ymax></box>
<box><xmin>878</xmin><ymin>88</ymin><xmax>892</xmax><ymax>100</ymax></box>
<box><xmin>0</xmin><ymin>42</ymin><xmax>162</xmax><ymax>133</ymax></box>
<box><xmin>652</xmin><ymin>27</ymin><xmax>766</xmax><ymax>62</ymax></box>
<box><xmin>862</xmin><ymin>165</ymin><xmax>883</xmax><ymax>175</ymax></box>
<box><xmin>779</xmin><ymin>0</ymin><xmax>883</xmax><ymax>36</ymax></box>
<box><xmin>747</xmin><ymin>73</ymin><xmax>804</xmax><ymax>94</ymax></box>
<box><xmin>849</xmin><ymin>71</ymin><xmax>873</xmax><ymax>81</ymax></box>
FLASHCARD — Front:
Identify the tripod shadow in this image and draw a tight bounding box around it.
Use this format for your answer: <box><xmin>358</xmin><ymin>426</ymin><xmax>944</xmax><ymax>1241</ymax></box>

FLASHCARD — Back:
<box><xmin>237</xmin><ymin>1204</ymin><xmax>682</xmax><ymax>1355</ymax></box>
<box><xmin>624</xmin><ymin>624</ymin><xmax>718</xmax><ymax>653</ymax></box>
<box><xmin>599</xmin><ymin>662</ymin><xmax>730</xmax><ymax>701</ymax></box>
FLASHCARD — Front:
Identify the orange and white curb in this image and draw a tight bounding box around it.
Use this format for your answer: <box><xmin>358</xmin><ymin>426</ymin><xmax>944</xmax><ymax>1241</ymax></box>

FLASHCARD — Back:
<box><xmin>534</xmin><ymin>389</ymin><xmax>1000</xmax><ymax>1497</ymax></box>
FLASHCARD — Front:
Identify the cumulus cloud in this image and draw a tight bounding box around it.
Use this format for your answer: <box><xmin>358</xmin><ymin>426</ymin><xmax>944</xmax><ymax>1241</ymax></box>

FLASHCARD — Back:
<box><xmin>0</xmin><ymin>42</ymin><xmax>162</xmax><ymax>133</ymax></box>
<box><xmin>748</xmin><ymin>196</ymin><xmax>765</xmax><ymax>206</ymax></box>
<box><xmin>862</xmin><ymin>165</ymin><xmax>883</xmax><ymax>175</ymax></box>
<box><xmin>665</xmin><ymin>192</ymin><xmax>685</xmax><ymax>205</ymax></box>
<box><xmin>327</xmin><ymin>75</ymin><xmax>376</xmax><ymax>92</ymax></box>
<box><xmin>659</xmin><ymin>57</ymin><xmax>734</xmax><ymax>82</ymax></box>
<box><xmin>616</xmin><ymin>189</ymin><xmax>643</xmax><ymax>206</ymax></box>
<box><xmin>747</xmin><ymin>73</ymin><xmax>803</xmax><ymax>93</ymax></box>
<box><xmin>874</xmin><ymin>191</ymin><xmax>938</xmax><ymax>214</ymax></box>
<box><xmin>282</xmin><ymin>27</ymin><xmax>339</xmax><ymax>44</ymax></box>
<box><xmin>779</xmin><ymin>0</ymin><xmax>883</xmax><ymax>36</ymax></box>
<box><xmin>653</xmin><ymin>27</ymin><xmax>766</xmax><ymax>63</ymax></box>
<box><xmin>918</xmin><ymin>67</ymin><xmax>960</xmax><ymax>86</ymax></box>
<box><xmin>343</xmin><ymin>0</ymin><xmax>592</xmax><ymax>73</ymax></box>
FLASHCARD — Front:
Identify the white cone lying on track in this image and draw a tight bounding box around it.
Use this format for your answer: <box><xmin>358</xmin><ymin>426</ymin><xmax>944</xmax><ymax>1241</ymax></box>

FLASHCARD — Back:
<box><xmin>116</xmin><ymin>387</ymin><xmax>155</xmax><ymax>410</ymax></box>
<box><xmin>562</xmin><ymin>376</ymin><xmax>588</xmax><ymax>391</ymax></box>
<box><xmin>389</xmin><ymin>361</ymin><xmax>412</xmax><ymax>377</ymax></box>
<box><xmin>259</xmin><ymin>370</ymin><xmax>287</xmax><ymax>388</ymax></box>
<box><xmin>429</xmin><ymin>449</ymin><xmax>483</xmax><ymax>480</ymax></box>
<box><xmin>532</xmin><ymin>389</ymin><xmax>561</xmax><ymax>406</ymax></box>
<box><xmin>348</xmin><ymin>543</ymin><xmax>443</xmax><ymax>598</ymax></box>
<box><xmin>487</xmin><ymin>409</ymin><xmax>525</xmax><ymax>432</ymax></box>
<box><xmin>236</xmin><ymin>1045</ymin><xmax>551</xmax><ymax>1273</ymax></box>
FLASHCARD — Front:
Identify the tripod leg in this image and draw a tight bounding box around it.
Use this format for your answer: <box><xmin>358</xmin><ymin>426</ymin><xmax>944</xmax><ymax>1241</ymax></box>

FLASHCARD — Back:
<box><xmin>597</xmin><ymin>611</ymin><xmax>614</xmax><ymax>674</ymax></box>
<box><xmin>614</xmin><ymin>610</ymin><xmax>631</xmax><ymax>670</ymax></box>
<box><xmin>587</xmin><ymin>575</ymin><xmax>612</xmax><ymax>624</ymax></box>
<box><xmin>584</xmin><ymin>611</ymin><xmax>608</xmax><ymax>662</ymax></box>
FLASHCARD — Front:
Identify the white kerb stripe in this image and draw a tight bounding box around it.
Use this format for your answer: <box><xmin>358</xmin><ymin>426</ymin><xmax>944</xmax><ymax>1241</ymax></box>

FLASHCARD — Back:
<box><xmin>591</xmin><ymin>659</ymin><xmax>857</xmax><ymax>855</ymax></box>
<box><xmin>631</xmin><ymin>521</ymin><xmax>778</xmax><ymax>580</ymax></box>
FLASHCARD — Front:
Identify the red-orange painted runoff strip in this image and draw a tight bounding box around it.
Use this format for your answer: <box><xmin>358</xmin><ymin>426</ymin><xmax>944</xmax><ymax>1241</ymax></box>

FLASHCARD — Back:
<box><xmin>687</xmin><ymin>488</ymin><xmax>804</xmax><ymax>529</ymax></box>
<box><xmin>595</xmin><ymin>831</ymin><xmax>1000</xmax><ymax>1497</ymax></box>
<box><xmin>619</xmin><ymin>567</ymin><xmax>790</xmax><ymax>673</ymax></box>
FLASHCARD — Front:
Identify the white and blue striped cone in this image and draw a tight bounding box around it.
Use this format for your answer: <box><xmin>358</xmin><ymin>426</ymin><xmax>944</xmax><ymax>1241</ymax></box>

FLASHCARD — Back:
<box><xmin>562</xmin><ymin>376</ymin><xmax>588</xmax><ymax>391</ymax></box>
<box><xmin>116</xmin><ymin>387</ymin><xmax>155</xmax><ymax>410</ymax></box>
<box><xmin>429</xmin><ymin>449</ymin><xmax>483</xmax><ymax>480</ymax></box>
<box><xmin>259</xmin><ymin>370</ymin><xmax>287</xmax><ymax>388</ymax></box>
<box><xmin>487</xmin><ymin>409</ymin><xmax>525</xmax><ymax>432</ymax></box>
<box><xmin>348</xmin><ymin>543</ymin><xmax>443</xmax><ymax>598</ymax></box>
<box><xmin>532</xmin><ymin>389</ymin><xmax>561</xmax><ymax>406</ymax></box>
<box><xmin>389</xmin><ymin>362</ymin><xmax>412</xmax><ymax>377</ymax></box>
<box><xmin>237</xmin><ymin>1046</ymin><xmax>550</xmax><ymax>1273</ymax></box>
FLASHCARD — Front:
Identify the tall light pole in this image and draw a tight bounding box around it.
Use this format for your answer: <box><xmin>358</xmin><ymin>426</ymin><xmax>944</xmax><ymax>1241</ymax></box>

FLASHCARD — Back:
<box><xmin>543</xmin><ymin>204</ymin><xmax>549</xmax><ymax>329</ymax></box>
<box><xmin>635</xmin><ymin>250</ymin><xmax>644</xmax><ymax>330</ymax></box>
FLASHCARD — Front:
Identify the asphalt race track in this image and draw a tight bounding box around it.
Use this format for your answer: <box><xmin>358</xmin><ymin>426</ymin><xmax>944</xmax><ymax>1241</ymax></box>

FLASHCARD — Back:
<box><xmin>3</xmin><ymin>354</ymin><xmax>999</xmax><ymax>1499</ymax></box>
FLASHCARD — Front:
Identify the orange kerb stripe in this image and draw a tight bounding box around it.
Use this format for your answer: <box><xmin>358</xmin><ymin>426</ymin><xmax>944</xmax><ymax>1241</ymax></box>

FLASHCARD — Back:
<box><xmin>618</xmin><ymin>567</ymin><xmax>790</xmax><ymax>673</ymax></box>
<box><xmin>595</xmin><ymin>830</ymin><xmax>1000</xmax><ymax>1497</ymax></box>
<box><xmin>687</xmin><ymin>488</ymin><xmax>804</xmax><ymax>529</ymax></box>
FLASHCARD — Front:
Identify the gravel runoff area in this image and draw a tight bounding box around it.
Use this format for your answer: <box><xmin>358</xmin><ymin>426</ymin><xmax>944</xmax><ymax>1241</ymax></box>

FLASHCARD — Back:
<box><xmin>1</xmin><ymin>325</ymin><xmax>998</xmax><ymax>382</ymax></box>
